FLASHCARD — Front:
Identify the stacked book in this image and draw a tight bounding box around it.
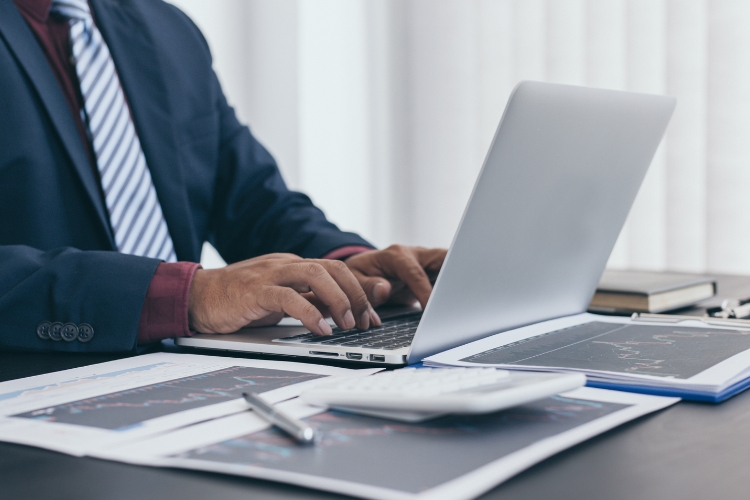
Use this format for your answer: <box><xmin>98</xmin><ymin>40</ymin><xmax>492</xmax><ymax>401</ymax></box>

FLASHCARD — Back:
<box><xmin>588</xmin><ymin>270</ymin><xmax>716</xmax><ymax>314</ymax></box>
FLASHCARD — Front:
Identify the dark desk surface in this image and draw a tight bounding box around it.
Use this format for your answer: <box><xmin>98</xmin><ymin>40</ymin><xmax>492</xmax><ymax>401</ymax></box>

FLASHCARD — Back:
<box><xmin>3</xmin><ymin>274</ymin><xmax>750</xmax><ymax>500</ymax></box>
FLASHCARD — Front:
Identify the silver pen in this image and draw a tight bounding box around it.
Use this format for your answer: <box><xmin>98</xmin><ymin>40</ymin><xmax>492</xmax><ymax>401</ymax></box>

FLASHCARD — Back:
<box><xmin>242</xmin><ymin>392</ymin><xmax>316</xmax><ymax>445</ymax></box>
<box><xmin>630</xmin><ymin>312</ymin><xmax>750</xmax><ymax>329</ymax></box>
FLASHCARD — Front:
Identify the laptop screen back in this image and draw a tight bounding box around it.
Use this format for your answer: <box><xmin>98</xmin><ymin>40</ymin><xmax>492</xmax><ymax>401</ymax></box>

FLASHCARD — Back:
<box><xmin>408</xmin><ymin>81</ymin><xmax>675</xmax><ymax>363</ymax></box>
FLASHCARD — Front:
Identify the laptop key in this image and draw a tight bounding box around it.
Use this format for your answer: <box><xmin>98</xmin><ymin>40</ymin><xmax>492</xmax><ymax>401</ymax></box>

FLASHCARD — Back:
<box><xmin>272</xmin><ymin>311</ymin><xmax>422</xmax><ymax>348</ymax></box>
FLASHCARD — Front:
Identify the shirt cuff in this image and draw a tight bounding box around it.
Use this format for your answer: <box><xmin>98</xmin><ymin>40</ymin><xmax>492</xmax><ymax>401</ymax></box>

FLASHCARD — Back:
<box><xmin>137</xmin><ymin>261</ymin><xmax>201</xmax><ymax>345</ymax></box>
<box><xmin>322</xmin><ymin>245</ymin><xmax>374</xmax><ymax>260</ymax></box>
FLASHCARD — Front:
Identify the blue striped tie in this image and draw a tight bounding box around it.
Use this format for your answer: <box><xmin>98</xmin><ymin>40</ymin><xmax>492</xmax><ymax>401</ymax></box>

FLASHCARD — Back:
<box><xmin>51</xmin><ymin>0</ymin><xmax>177</xmax><ymax>262</ymax></box>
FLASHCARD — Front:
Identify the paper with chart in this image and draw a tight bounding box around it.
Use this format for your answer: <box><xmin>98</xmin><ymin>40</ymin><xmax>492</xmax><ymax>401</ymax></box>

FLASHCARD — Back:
<box><xmin>425</xmin><ymin>313</ymin><xmax>750</xmax><ymax>394</ymax></box>
<box><xmin>0</xmin><ymin>352</ymin><xmax>380</xmax><ymax>455</ymax></box>
<box><xmin>97</xmin><ymin>387</ymin><xmax>677</xmax><ymax>500</ymax></box>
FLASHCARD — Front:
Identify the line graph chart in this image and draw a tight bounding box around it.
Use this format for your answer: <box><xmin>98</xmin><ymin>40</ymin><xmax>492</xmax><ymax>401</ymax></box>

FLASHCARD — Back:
<box><xmin>12</xmin><ymin>366</ymin><xmax>323</xmax><ymax>430</ymax></box>
<box><xmin>462</xmin><ymin>322</ymin><xmax>750</xmax><ymax>378</ymax></box>
<box><xmin>0</xmin><ymin>363</ymin><xmax>171</xmax><ymax>404</ymax></box>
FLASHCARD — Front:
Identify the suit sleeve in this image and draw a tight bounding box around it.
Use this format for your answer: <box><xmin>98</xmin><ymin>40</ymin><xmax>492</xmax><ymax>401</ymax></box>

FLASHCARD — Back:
<box><xmin>0</xmin><ymin>245</ymin><xmax>160</xmax><ymax>352</ymax></box>
<box><xmin>206</xmin><ymin>81</ymin><xmax>374</xmax><ymax>262</ymax></box>
<box><xmin>197</xmin><ymin>57</ymin><xmax>372</xmax><ymax>261</ymax></box>
<box><xmin>156</xmin><ymin>4</ymin><xmax>373</xmax><ymax>260</ymax></box>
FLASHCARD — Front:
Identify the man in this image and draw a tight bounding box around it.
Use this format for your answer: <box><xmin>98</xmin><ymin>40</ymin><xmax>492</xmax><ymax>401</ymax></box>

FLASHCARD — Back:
<box><xmin>0</xmin><ymin>0</ymin><xmax>446</xmax><ymax>352</ymax></box>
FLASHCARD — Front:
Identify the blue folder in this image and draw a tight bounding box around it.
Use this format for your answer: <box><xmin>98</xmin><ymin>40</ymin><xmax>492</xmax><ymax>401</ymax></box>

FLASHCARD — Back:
<box><xmin>585</xmin><ymin>376</ymin><xmax>750</xmax><ymax>403</ymax></box>
<box><xmin>415</xmin><ymin>362</ymin><xmax>750</xmax><ymax>403</ymax></box>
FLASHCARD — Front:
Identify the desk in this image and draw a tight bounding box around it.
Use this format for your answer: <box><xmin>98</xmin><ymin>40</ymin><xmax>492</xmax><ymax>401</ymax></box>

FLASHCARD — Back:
<box><xmin>2</xmin><ymin>274</ymin><xmax>750</xmax><ymax>500</ymax></box>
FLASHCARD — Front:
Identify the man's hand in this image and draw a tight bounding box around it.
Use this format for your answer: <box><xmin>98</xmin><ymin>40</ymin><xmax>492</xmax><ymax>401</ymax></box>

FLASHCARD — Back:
<box><xmin>344</xmin><ymin>245</ymin><xmax>447</xmax><ymax>308</ymax></box>
<box><xmin>188</xmin><ymin>253</ymin><xmax>378</xmax><ymax>336</ymax></box>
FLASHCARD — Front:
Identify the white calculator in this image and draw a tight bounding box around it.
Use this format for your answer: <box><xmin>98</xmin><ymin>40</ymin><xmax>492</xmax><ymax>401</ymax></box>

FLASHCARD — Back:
<box><xmin>300</xmin><ymin>367</ymin><xmax>586</xmax><ymax>422</ymax></box>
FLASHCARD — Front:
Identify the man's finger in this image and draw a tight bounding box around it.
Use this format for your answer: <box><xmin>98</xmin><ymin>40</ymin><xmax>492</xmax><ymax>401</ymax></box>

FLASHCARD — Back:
<box><xmin>276</xmin><ymin>262</ymin><xmax>356</xmax><ymax>331</ymax></box>
<box><xmin>350</xmin><ymin>269</ymin><xmax>392</xmax><ymax>308</ymax></box>
<box><xmin>315</xmin><ymin>259</ymin><xmax>373</xmax><ymax>329</ymax></box>
<box><xmin>411</xmin><ymin>247</ymin><xmax>447</xmax><ymax>272</ymax></box>
<box><xmin>383</xmin><ymin>250</ymin><xmax>434</xmax><ymax>308</ymax></box>
<box><xmin>300</xmin><ymin>291</ymin><xmax>330</xmax><ymax>317</ymax></box>
<box><xmin>257</xmin><ymin>286</ymin><xmax>331</xmax><ymax>336</ymax></box>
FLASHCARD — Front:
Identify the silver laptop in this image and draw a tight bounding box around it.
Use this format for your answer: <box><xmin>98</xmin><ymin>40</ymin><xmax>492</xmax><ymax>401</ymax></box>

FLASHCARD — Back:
<box><xmin>176</xmin><ymin>81</ymin><xmax>676</xmax><ymax>365</ymax></box>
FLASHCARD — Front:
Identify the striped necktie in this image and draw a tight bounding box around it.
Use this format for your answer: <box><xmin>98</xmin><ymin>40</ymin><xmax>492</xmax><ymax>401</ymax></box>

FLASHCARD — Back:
<box><xmin>51</xmin><ymin>0</ymin><xmax>177</xmax><ymax>262</ymax></box>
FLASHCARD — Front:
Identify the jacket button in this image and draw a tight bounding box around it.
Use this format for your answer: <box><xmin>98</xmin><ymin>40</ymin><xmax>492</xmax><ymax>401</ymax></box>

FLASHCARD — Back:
<box><xmin>77</xmin><ymin>323</ymin><xmax>94</xmax><ymax>343</ymax></box>
<box><xmin>48</xmin><ymin>322</ymin><xmax>63</xmax><ymax>341</ymax></box>
<box><xmin>61</xmin><ymin>323</ymin><xmax>79</xmax><ymax>342</ymax></box>
<box><xmin>36</xmin><ymin>322</ymin><xmax>51</xmax><ymax>340</ymax></box>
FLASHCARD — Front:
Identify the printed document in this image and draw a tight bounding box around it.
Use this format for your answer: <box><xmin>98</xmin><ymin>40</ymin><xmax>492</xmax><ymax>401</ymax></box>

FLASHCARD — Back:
<box><xmin>425</xmin><ymin>313</ymin><xmax>750</xmax><ymax>398</ymax></box>
<box><xmin>94</xmin><ymin>388</ymin><xmax>677</xmax><ymax>500</ymax></box>
<box><xmin>0</xmin><ymin>352</ymin><xmax>380</xmax><ymax>455</ymax></box>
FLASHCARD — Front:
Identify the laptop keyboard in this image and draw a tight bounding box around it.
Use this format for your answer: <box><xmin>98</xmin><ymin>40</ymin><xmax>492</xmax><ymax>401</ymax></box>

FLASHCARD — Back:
<box><xmin>273</xmin><ymin>312</ymin><xmax>422</xmax><ymax>351</ymax></box>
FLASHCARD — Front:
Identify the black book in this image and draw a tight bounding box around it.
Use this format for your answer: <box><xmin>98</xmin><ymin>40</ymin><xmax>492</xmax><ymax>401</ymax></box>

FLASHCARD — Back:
<box><xmin>589</xmin><ymin>270</ymin><xmax>716</xmax><ymax>314</ymax></box>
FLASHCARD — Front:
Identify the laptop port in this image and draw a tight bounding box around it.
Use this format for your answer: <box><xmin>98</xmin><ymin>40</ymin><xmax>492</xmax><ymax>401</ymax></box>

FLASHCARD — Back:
<box><xmin>369</xmin><ymin>354</ymin><xmax>386</xmax><ymax>362</ymax></box>
<box><xmin>309</xmin><ymin>351</ymin><xmax>339</xmax><ymax>357</ymax></box>
<box><xmin>346</xmin><ymin>352</ymin><xmax>363</xmax><ymax>360</ymax></box>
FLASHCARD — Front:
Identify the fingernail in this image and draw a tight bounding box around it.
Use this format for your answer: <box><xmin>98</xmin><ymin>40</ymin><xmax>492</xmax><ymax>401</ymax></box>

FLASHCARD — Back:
<box><xmin>318</xmin><ymin>318</ymin><xmax>332</xmax><ymax>336</ymax></box>
<box><xmin>369</xmin><ymin>307</ymin><xmax>381</xmax><ymax>327</ymax></box>
<box><xmin>360</xmin><ymin>311</ymin><xmax>370</xmax><ymax>330</ymax></box>
<box><xmin>343</xmin><ymin>310</ymin><xmax>355</xmax><ymax>330</ymax></box>
<box><xmin>374</xmin><ymin>281</ymin><xmax>388</xmax><ymax>302</ymax></box>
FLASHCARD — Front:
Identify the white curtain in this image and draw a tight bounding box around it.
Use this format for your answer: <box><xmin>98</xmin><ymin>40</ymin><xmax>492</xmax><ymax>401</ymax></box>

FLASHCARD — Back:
<box><xmin>170</xmin><ymin>0</ymin><xmax>750</xmax><ymax>276</ymax></box>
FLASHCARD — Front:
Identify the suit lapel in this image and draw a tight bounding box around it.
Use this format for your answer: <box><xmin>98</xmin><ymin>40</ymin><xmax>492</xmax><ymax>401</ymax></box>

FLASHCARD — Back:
<box><xmin>91</xmin><ymin>0</ymin><xmax>198</xmax><ymax>262</ymax></box>
<box><xmin>0</xmin><ymin>0</ymin><xmax>114</xmax><ymax>247</ymax></box>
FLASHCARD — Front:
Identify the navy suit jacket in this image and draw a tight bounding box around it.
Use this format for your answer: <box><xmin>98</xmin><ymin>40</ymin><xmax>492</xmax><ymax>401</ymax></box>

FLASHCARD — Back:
<box><xmin>0</xmin><ymin>0</ymin><xmax>371</xmax><ymax>352</ymax></box>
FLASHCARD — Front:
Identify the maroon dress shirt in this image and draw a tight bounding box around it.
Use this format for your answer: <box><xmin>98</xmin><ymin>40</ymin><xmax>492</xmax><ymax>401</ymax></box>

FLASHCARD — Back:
<box><xmin>14</xmin><ymin>0</ymin><xmax>370</xmax><ymax>344</ymax></box>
